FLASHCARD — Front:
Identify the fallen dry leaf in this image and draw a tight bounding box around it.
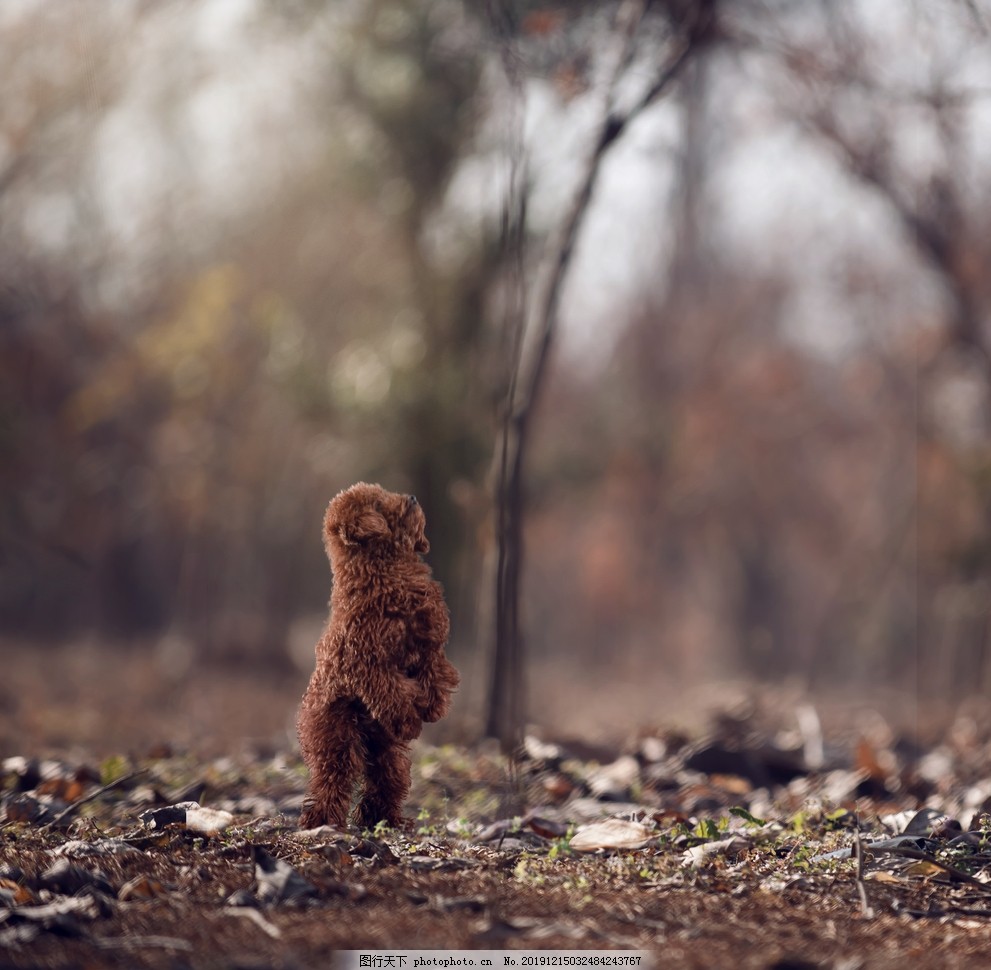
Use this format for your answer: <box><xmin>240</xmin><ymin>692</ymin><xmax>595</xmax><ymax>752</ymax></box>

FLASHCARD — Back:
<box><xmin>569</xmin><ymin>818</ymin><xmax>654</xmax><ymax>852</ymax></box>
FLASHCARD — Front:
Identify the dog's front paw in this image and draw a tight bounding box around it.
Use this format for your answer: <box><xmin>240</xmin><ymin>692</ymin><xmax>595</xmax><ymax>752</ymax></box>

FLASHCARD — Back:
<box><xmin>391</xmin><ymin>711</ymin><xmax>423</xmax><ymax>742</ymax></box>
<box><xmin>417</xmin><ymin>693</ymin><xmax>450</xmax><ymax>723</ymax></box>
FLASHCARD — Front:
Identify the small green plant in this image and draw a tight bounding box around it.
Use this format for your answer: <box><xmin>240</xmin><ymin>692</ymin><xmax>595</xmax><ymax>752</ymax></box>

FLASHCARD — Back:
<box><xmin>693</xmin><ymin>817</ymin><xmax>721</xmax><ymax>840</ymax></box>
<box><xmin>977</xmin><ymin>814</ymin><xmax>991</xmax><ymax>852</ymax></box>
<box><xmin>415</xmin><ymin>807</ymin><xmax>446</xmax><ymax>837</ymax></box>
<box><xmin>823</xmin><ymin>808</ymin><xmax>855</xmax><ymax>830</ymax></box>
<box><xmin>100</xmin><ymin>754</ymin><xmax>129</xmax><ymax>787</ymax></box>
<box><xmin>450</xmin><ymin>816</ymin><xmax>475</xmax><ymax>838</ymax></box>
<box><xmin>513</xmin><ymin>853</ymin><xmax>546</xmax><ymax>886</ymax></box>
<box><xmin>790</xmin><ymin>843</ymin><xmax>844</xmax><ymax>874</ymax></box>
<box><xmin>729</xmin><ymin>806</ymin><xmax>766</xmax><ymax>827</ymax></box>
<box><xmin>567</xmin><ymin>874</ymin><xmax>590</xmax><ymax>893</ymax></box>
<box><xmin>547</xmin><ymin>825</ymin><xmax>575</xmax><ymax>860</ymax></box>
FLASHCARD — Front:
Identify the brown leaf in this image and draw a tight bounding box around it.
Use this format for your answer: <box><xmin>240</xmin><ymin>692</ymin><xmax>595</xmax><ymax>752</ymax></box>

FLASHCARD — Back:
<box><xmin>710</xmin><ymin>773</ymin><xmax>753</xmax><ymax>796</ymax></box>
<box><xmin>526</xmin><ymin>815</ymin><xmax>569</xmax><ymax>839</ymax></box>
<box><xmin>855</xmin><ymin>738</ymin><xmax>886</xmax><ymax>781</ymax></box>
<box><xmin>37</xmin><ymin>777</ymin><xmax>86</xmax><ymax>803</ymax></box>
<box><xmin>2</xmin><ymin>793</ymin><xmax>50</xmax><ymax>825</ymax></box>
<box><xmin>118</xmin><ymin>875</ymin><xmax>165</xmax><ymax>901</ymax></box>
<box><xmin>541</xmin><ymin>773</ymin><xmax>574</xmax><ymax>802</ymax></box>
<box><xmin>0</xmin><ymin>877</ymin><xmax>35</xmax><ymax>905</ymax></box>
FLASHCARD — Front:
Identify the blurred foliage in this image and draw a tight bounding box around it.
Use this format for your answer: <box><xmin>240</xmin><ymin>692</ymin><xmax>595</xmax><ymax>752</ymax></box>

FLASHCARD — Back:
<box><xmin>1</xmin><ymin>0</ymin><xmax>990</xmax><ymax>715</ymax></box>
<box><xmin>0</xmin><ymin>0</ymin><xmax>498</xmax><ymax>662</ymax></box>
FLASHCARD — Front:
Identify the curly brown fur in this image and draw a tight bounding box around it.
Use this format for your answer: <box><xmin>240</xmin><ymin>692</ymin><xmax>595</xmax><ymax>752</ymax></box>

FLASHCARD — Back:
<box><xmin>296</xmin><ymin>482</ymin><xmax>460</xmax><ymax>829</ymax></box>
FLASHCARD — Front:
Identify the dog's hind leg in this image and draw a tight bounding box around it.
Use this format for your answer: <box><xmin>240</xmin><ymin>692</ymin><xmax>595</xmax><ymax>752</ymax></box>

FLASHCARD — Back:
<box><xmin>355</xmin><ymin>728</ymin><xmax>411</xmax><ymax>829</ymax></box>
<box><xmin>299</xmin><ymin>700</ymin><xmax>364</xmax><ymax>829</ymax></box>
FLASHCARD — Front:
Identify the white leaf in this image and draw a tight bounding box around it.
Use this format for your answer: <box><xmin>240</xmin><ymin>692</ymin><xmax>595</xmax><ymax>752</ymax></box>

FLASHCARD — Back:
<box><xmin>569</xmin><ymin>819</ymin><xmax>653</xmax><ymax>852</ymax></box>
<box><xmin>185</xmin><ymin>805</ymin><xmax>234</xmax><ymax>836</ymax></box>
<box><xmin>683</xmin><ymin>836</ymin><xmax>750</xmax><ymax>868</ymax></box>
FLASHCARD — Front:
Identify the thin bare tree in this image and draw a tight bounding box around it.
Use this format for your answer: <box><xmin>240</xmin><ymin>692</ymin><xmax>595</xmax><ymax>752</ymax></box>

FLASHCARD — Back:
<box><xmin>483</xmin><ymin>0</ymin><xmax>718</xmax><ymax>747</ymax></box>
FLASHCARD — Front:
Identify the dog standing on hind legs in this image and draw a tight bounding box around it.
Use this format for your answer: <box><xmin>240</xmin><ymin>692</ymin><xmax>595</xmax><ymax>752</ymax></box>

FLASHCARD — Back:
<box><xmin>296</xmin><ymin>482</ymin><xmax>460</xmax><ymax>830</ymax></box>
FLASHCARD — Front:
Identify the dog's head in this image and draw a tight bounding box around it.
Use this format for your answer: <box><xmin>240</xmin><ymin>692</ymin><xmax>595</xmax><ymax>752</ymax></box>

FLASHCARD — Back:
<box><xmin>324</xmin><ymin>482</ymin><xmax>429</xmax><ymax>562</ymax></box>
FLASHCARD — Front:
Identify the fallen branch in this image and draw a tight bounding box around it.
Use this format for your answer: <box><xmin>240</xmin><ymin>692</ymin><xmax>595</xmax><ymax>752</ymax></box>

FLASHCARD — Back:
<box><xmin>866</xmin><ymin>844</ymin><xmax>991</xmax><ymax>891</ymax></box>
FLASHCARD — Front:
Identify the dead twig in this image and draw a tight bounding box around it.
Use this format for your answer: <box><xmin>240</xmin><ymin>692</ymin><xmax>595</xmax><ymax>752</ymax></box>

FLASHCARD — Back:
<box><xmin>854</xmin><ymin>832</ymin><xmax>875</xmax><ymax>919</ymax></box>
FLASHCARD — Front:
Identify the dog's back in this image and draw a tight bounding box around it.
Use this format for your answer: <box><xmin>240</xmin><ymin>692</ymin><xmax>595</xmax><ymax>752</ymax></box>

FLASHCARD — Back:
<box><xmin>297</xmin><ymin>483</ymin><xmax>458</xmax><ymax>829</ymax></box>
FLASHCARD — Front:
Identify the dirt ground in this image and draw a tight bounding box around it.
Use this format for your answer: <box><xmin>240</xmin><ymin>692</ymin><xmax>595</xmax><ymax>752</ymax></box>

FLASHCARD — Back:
<box><xmin>3</xmin><ymin>640</ymin><xmax>991</xmax><ymax>969</ymax></box>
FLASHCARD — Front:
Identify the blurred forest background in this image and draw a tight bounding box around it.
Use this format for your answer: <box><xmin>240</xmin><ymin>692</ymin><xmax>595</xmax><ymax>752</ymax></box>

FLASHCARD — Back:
<box><xmin>2</xmin><ymin>0</ymin><xmax>991</xmax><ymax>746</ymax></box>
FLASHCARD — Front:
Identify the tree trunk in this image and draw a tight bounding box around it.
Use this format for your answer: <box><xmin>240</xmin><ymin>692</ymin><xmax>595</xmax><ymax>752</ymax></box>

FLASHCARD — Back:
<box><xmin>482</xmin><ymin>0</ymin><xmax>713</xmax><ymax>747</ymax></box>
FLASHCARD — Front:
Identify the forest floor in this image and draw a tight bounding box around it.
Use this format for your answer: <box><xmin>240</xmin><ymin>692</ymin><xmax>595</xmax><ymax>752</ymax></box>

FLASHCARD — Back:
<box><xmin>3</xmin><ymin>641</ymin><xmax>991</xmax><ymax>969</ymax></box>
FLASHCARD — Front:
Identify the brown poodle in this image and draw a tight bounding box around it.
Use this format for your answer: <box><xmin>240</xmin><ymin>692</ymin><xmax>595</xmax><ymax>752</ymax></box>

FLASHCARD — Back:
<box><xmin>297</xmin><ymin>482</ymin><xmax>459</xmax><ymax>829</ymax></box>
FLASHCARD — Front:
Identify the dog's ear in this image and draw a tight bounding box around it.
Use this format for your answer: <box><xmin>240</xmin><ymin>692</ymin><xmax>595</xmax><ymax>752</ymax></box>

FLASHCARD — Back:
<box><xmin>345</xmin><ymin>509</ymin><xmax>390</xmax><ymax>544</ymax></box>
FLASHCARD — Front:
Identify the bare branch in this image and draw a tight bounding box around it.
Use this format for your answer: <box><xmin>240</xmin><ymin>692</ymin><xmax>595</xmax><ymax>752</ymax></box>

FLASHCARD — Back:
<box><xmin>741</xmin><ymin>15</ymin><xmax>991</xmax><ymax>386</ymax></box>
<box><xmin>959</xmin><ymin>0</ymin><xmax>991</xmax><ymax>35</ymax></box>
<box><xmin>512</xmin><ymin>0</ymin><xmax>647</xmax><ymax>418</ymax></box>
<box><xmin>485</xmin><ymin>0</ymin><xmax>712</xmax><ymax>746</ymax></box>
